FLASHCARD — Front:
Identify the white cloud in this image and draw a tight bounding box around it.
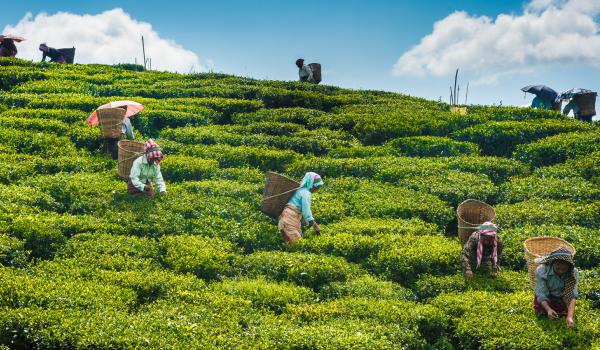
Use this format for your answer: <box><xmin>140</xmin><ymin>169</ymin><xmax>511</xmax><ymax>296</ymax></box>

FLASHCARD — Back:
<box><xmin>393</xmin><ymin>0</ymin><xmax>600</xmax><ymax>79</ymax></box>
<box><xmin>3</xmin><ymin>8</ymin><xmax>204</xmax><ymax>72</ymax></box>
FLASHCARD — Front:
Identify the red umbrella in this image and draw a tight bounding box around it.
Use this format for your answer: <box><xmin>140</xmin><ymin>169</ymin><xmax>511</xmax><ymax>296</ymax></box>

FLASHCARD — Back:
<box><xmin>0</xmin><ymin>35</ymin><xmax>25</xmax><ymax>43</ymax></box>
<box><xmin>87</xmin><ymin>100</ymin><xmax>144</xmax><ymax>126</ymax></box>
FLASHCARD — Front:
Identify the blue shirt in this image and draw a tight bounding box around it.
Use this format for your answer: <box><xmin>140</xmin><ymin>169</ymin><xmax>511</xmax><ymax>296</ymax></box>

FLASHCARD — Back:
<box><xmin>534</xmin><ymin>264</ymin><xmax>579</xmax><ymax>303</ymax></box>
<box><xmin>287</xmin><ymin>188</ymin><xmax>314</xmax><ymax>223</ymax></box>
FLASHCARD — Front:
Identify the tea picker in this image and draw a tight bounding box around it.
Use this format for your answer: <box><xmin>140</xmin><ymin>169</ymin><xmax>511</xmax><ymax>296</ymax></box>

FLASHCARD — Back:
<box><xmin>521</xmin><ymin>85</ymin><xmax>561</xmax><ymax>111</ymax></box>
<box><xmin>0</xmin><ymin>35</ymin><xmax>25</xmax><ymax>57</ymax></box>
<box><xmin>260</xmin><ymin>172</ymin><xmax>324</xmax><ymax>244</ymax></box>
<box><xmin>39</xmin><ymin>43</ymin><xmax>76</xmax><ymax>64</ymax></box>
<box><xmin>296</xmin><ymin>58</ymin><xmax>321</xmax><ymax>84</ymax></box>
<box><xmin>87</xmin><ymin>101</ymin><xmax>142</xmax><ymax>159</ymax></box>
<box><xmin>126</xmin><ymin>139</ymin><xmax>167</xmax><ymax>198</ymax></box>
<box><xmin>559</xmin><ymin>88</ymin><xmax>597</xmax><ymax>123</ymax></box>
<box><xmin>460</xmin><ymin>222</ymin><xmax>503</xmax><ymax>280</ymax></box>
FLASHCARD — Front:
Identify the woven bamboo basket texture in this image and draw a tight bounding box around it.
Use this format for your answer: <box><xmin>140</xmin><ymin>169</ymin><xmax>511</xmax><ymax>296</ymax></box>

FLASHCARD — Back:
<box><xmin>97</xmin><ymin>108</ymin><xmax>125</xmax><ymax>139</ymax></box>
<box><xmin>524</xmin><ymin>237</ymin><xmax>576</xmax><ymax>289</ymax></box>
<box><xmin>260</xmin><ymin>172</ymin><xmax>300</xmax><ymax>217</ymax></box>
<box><xmin>574</xmin><ymin>92</ymin><xmax>597</xmax><ymax>117</ymax></box>
<box><xmin>117</xmin><ymin>140</ymin><xmax>145</xmax><ymax>180</ymax></box>
<box><xmin>456</xmin><ymin>199</ymin><xmax>496</xmax><ymax>246</ymax></box>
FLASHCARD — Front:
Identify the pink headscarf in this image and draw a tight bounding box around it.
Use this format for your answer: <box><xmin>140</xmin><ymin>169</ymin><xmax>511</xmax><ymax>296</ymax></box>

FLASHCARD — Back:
<box><xmin>144</xmin><ymin>139</ymin><xmax>163</xmax><ymax>163</ymax></box>
<box><xmin>476</xmin><ymin>221</ymin><xmax>498</xmax><ymax>269</ymax></box>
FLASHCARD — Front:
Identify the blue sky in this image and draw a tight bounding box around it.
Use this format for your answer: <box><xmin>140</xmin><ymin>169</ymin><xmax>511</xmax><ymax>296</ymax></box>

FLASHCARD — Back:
<box><xmin>3</xmin><ymin>0</ymin><xmax>600</xmax><ymax>109</ymax></box>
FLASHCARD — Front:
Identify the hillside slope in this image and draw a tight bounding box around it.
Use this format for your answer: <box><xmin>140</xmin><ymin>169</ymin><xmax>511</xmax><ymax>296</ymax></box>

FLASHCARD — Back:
<box><xmin>0</xmin><ymin>58</ymin><xmax>599</xmax><ymax>349</ymax></box>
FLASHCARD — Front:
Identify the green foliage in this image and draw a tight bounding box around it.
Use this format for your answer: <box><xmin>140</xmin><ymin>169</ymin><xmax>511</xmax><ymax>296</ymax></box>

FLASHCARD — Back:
<box><xmin>209</xmin><ymin>277</ymin><xmax>316</xmax><ymax>313</ymax></box>
<box><xmin>320</xmin><ymin>275</ymin><xmax>416</xmax><ymax>300</ymax></box>
<box><xmin>498</xmin><ymin>175</ymin><xmax>600</xmax><ymax>203</ymax></box>
<box><xmin>496</xmin><ymin>199</ymin><xmax>600</xmax><ymax>229</ymax></box>
<box><xmin>367</xmin><ymin>234</ymin><xmax>461</xmax><ymax>283</ymax></box>
<box><xmin>0</xmin><ymin>234</ymin><xmax>28</xmax><ymax>267</ymax></box>
<box><xmin>452</xmin><ymin>119</ymin><xmax>592</xmax><ymax>157</ymax></box>
<box><xmin>387</xmin><ymin>135</ymin><xmax>479</xmax><ymax>157</ymax></box>
<box><xmin>160</xmin><ymin>235</ymin><xmax>240</xmax><ymax>280</ymax></box>
<box><xmin>514</xmin><ymin>130</ymin><xmax>600</xmax><ymax>166</ymax></box>
<box><xmin>240</xmin><ymin>251</ymin><xmax>366</xmax><ymax>290</ymax></box>
<box><xmin>324</xmin><ymin>217</ymin><xmax>441</xmax><ymax>236</ymax></box>
<box><xmin>231</xmin><ymin>107</ymin><xmax>325</xmax><ymax>125</ymax></box>
<box><xmin>160</xmin><ymin>155</ymin><xmax>220</xmax><ymax>182</ymax></box>
<box><xmin>0</xmin><ymin>66</ymin><xmax>47</xmax><ymax>90</ymax></box>
<box><xmin>468</xmin><ymin>105</ymin><xmax>565</xmax><ymax>121</ymax></box>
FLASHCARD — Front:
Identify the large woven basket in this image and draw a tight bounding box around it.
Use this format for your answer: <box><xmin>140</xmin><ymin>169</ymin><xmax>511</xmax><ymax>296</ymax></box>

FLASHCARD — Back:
<box><xmin>524</xmin><ymin>237</ymin><xmax>576</xmax><ymax>289</ymax></box>
<box><xmin>260</xmin><ymin>172</ymin><xmax>300</xmax><ymax>217</ymax></box>
<box><xmin>574</xmin><ymin>92</ymin><xmax>597</xmax><ymax>118</ymax></box>
<box><xmin>456</xmin><ymin>199</ymin><xmax>496</xmax><ymax>245</ymax></box>
<box><xmin>117</xmin><ymin>140</ymin><xmax>145</xmax><ymax>180</ymax></box>
<box><xmin>97</xmin><ymin>108</ymin><xmax>125</xmax><ymax>139</ymax></box>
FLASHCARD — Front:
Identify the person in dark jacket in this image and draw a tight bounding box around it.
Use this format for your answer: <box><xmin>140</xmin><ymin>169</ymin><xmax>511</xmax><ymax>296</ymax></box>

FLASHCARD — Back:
<box><xmin>39</xmin><ymin>43</ymin><xmax>66</xmax><ymax>63</ymax></box>
<box><xmin>0</xmin><ymin>39</ymin><xmax>18</xmax><ymax>57</ymax></box>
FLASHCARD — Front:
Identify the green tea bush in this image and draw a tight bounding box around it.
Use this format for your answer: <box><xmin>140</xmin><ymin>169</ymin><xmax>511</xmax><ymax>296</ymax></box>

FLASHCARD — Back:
<box><xmin>579</xmin><ymin>269</ymin><xmax>600</xmax><ymax>308</ymax></box>
<box><xmin>533</xmin><ymin>151</ymin><xmax>600</xmax><ymax>182</ymax></box>
<box><xmin>514</xmin><ymin>130</ymin><xmax>600</xmax><ymax>166</ymax></box>
<box><xmin>0</xmin><ymin>108</ymin><xmax>87</xmax><ymax>123</ymax></box>
<box><xmin>444</xmin><ymin>155</ymin><xmax>530</xmax><ymax>184</ymax></box>
<box><xmin>320</xmin><ymin>275</ymin><xmax>416</xmax><ymax>300</ymax></box>
<box><xmin>500</xmin><ymin>225</ymin><xmax>600</xmax><ymax>269</ymax></box>
<box><xmin>498</xmin><ymin>175</ymin><xmax>600</xmax><ymax>203</ymax></box>
<box><xmin>0</xmin><ymin>66</ymin><xmax>46</xmax><ymax>90</ymax></box>
<box><xmin>293</xmin><ymin>233</ymin><xmax>382</xmax><ymax>263</ymax></box>
<box><xmin>326</xmin><ymin>145</ymin><xmax>395</xmax><ymax>158</ymax></box>
<box><xmin>367</xmin><ymin>234</ymin><xmax>461</xmax><ymax>282</ymax></box>
<box><xmin>324</xmin><ymin>217</ymin><xmax>441</xmax><ymax>236</ymax></box>
<box><xmin>0</xmin><ymin>116</ymin><xmax>69</xmax><ymax>134</ymax></box>
<box><xmin>231</xmin><ymin>107</ymin><xmax>325</xmax><ymax>125</ymax></box>
<box><xmin>496</xmin><ymin>199</ymin><xmax>600</xmax><ymax>229</ymax></box>
<box><xmin>160</xmin><ymin>235</ymin><xmax>240</xmax><ymax>280</ymax></box>
<box><xmin>3</xmin><ymin>217</ymin><xmax>66</xmax><ymax>260</ymax></box>
<box><xmin>239</xmin><ymin>251</ymin><xmax>366</xmax><ymax>290</ymax></box>
<box><xmin>160</xmin><ymin>155</ymin><xmax>220</xmax><ymax>182</ymax></box>
<box><xmin>386</xmin><ymin>135</ymin><xmax>480</xmax><ymax>157</ymax></box>
<box><xmin>209</xmin><ymin>277</ymin><xmax>316</xmax><ymax>313</ymax></box>
<box><xmin>133</xmin><ymin>108</ymin><xmax>217</xmax><ymax>137</ymax></box>
<box><xmin>316</xmin><ymin>178</ymin><xmax>454</xmax><ymax>228</ymax></box>
<box><xmin>0</xmin><ymin>128</ymin><xmax>78</xmax><ymax>157</ymax></box>
<box><xmin>163</xmin><ymin>142</ymin><xmax>299</xmax><ymax>172</ymax></box>
<box><xmin>452</xmin><ymin>120</ymin><xmax>592</xmax><ymax>157</ymax></box>
<box><xmin>414</xmin><ymin>271</ymin><xmax>529</xmax><ymax>300</ymax></box>
<box><xmin>468</xmin><ymin>105</ymin><xmax>565</xmax><ymax>121</ymax></box>
<box><xmin>0</xmin><ymin>234</ymin><xmax>28</xmax><ymax>267</ymax></box>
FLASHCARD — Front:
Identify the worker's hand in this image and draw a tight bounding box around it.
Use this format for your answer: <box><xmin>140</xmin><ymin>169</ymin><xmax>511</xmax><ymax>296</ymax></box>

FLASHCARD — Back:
<box><xmin>491</xmin><ymin>271</ymin><xmax>498</xmax><ymax>278</ymax></box>
<box><xmin>312</xmin><ymin>222</ymin><xmax>321</xmax><ymax>233</ymax></box>
<box><xmin>465</xmin><ymin>270</ymin><xmax>473</xmax><ymax>281</ymax></box>
<box><xmin>546</xmin><ymin>308</ymin><xmax>558</xmax><ymax>320</ymax></box>
<box><xmin>159</xmin><ymin>191</ymin><xmax>167</xmax><ymax>196</ymax></box>
<box><xmin>566</xmin><ymin>317</ymin><xmax>575</xmax><ymax>328</ymax></box>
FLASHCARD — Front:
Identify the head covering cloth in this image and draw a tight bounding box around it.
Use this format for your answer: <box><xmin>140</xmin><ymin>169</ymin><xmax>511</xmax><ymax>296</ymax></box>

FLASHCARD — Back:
<box><xmin>144</xmin><ymin>139</ymin><xmax>163</xmax><ymax>163</ymax></box>
<box><xmin>476</xmin><ymin>221</ymin><xmax>498</xmax><ymax>269</ymax></box>
<box><xmin>537</xmin><ymin>246</ymin><xmax>577</xmax><ymax>304</ymax></box>
<box><xmin>300</xmin><ymin>172</ymin><xmax>323</xmax><ymax>190</ymax></box>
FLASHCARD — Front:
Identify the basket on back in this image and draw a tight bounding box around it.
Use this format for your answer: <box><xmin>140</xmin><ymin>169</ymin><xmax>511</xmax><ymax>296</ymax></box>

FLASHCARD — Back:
<box><xmin>456</xmin><ymin>199</ymin><xmax>496</xmax><ymax>246</ymax></box>
<box><xmin>97</xmin><ymin>107</ymin><xmax>125</xmax><ymax>139</ymax></box>
<box><xmin>523</xmin><ymin>237</ymin><xmax>576</xmax><ymax>289</ymax></box>
<box><xmin>117</xmin><ymin>140</ymin><xmax>145</xmax><ymax>180</ymax></box>
<box><xmin>260</xmin><ymin>172</ymin><xmax>300</xmax><ymax>217</ymax></box>
<box><xmin>308</xmin><ymin>63</ymin><xmax>322</xmax><ymax>84</ymax></box>
<box><xmin>574</xmin><ymin>92</ymin><xmax>597</xmax><ymax>118</ymax></box>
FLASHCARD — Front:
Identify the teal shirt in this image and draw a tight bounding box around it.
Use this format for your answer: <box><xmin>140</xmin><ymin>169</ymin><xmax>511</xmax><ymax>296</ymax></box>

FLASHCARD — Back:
<box><xmin>534</xmin><ymin>264</ymin><xmax>579</xmax><ymax>303</ymax></box>
<box><xmin>287</xmin><ymin>188</ymin><xmax>314</xmax><ymax>223</ymax></box>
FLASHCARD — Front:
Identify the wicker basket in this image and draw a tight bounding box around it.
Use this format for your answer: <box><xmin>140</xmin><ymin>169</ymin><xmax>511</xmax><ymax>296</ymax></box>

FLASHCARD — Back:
<box><xmin>524</xmin><ymin>237</ymin><xmax>576</xmax><ymax>289</ymax></box>
<box><xmin>456</xmin><ymin>199</ymin><xmax>496</xmax><ymax>245</ymax></box>
<box><xmin>117</xmin><ymin>140</ymin><xmax>145</xmax><ymax>180</ymax></box>
<box><xmin>260</xmin><ymin>172</ymin><xmax>300</xmax><ymax>217</ymax></box>
<box><xmin>574</xmin><ymin>92</ymin><xmax>597</xmax><ymax>118</ymax></box>
<box><xmin>97</xmin><ymin>108</ymin><xmax>125</xmax><ymax>139</ymax></box>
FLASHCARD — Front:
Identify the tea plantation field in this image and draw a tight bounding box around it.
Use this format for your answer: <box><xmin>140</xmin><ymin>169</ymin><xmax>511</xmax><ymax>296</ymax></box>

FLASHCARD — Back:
<box><xmin>0</xmin><ymin>57</ymin><xmax>599</xmax><ymax>349</ymax></box>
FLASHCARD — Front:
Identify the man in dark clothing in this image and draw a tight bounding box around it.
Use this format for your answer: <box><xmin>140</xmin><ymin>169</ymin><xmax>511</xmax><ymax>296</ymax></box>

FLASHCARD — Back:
<box><xmin>0</xmin><ymin>39</ymin><xmax>18</xmax><ymax>57</ymax></box>
<box><xmin>39</xmin><ymin>43</ymin><xmax>66</xmax><ymax>63</ymax></box>
<box><xmin>461</xmin><ymin>222</ymin><xmax>503</xmax><ymax>280</ymax></box>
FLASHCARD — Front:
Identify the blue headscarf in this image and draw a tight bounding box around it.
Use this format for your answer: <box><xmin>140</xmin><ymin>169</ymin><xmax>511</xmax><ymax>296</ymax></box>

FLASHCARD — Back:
<box><xmin>300</xmin><ymin>172</ymin><xmax>324</xmax><ymax>190</ymax></box>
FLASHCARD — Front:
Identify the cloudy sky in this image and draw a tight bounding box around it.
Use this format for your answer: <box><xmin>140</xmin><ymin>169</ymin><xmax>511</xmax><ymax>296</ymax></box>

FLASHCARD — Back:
<box><xmin>2</xmin><ymin>0</ymin><xmax>600</xmax><ymax>108</ymax></box>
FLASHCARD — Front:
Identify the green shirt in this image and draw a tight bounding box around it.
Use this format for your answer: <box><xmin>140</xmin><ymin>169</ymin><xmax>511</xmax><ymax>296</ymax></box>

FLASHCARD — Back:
<box><xmin>129</xmin><ymin>155</ymin><xmax>166</xmax><ymax>193</ymax></box>
<box><xmin>534</xmin><ymin>264</ymin><xmax>579</xmax><ymax>303</ymax></box>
